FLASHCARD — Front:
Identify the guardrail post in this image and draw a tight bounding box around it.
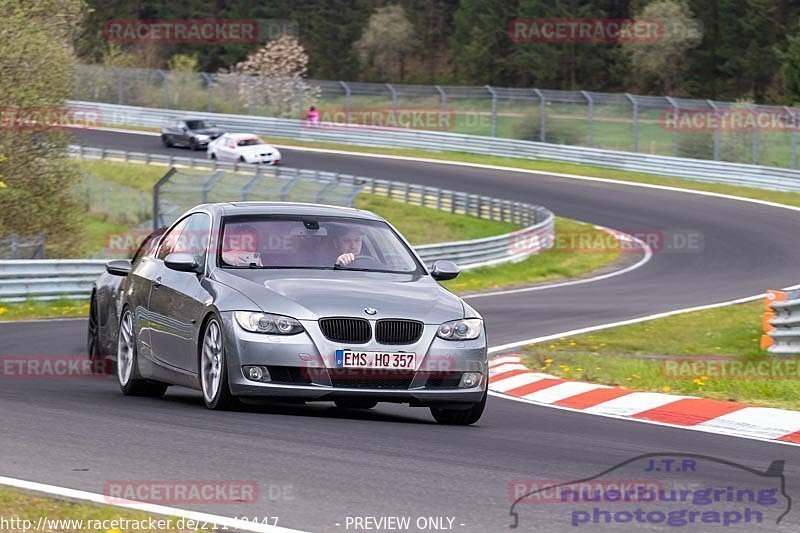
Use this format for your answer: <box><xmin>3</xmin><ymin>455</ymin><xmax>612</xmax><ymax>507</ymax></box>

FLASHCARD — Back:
<box><xmin>707</xmin><ymin>100</ymin><xmax>720</xmax><ymax>160</ymax></box>
<box><xmin>625</xmin><ymin>93</ymin><xmax>639</xmax><ymax>152</ymax></box>
<box><xmin>665</xmin><ymin>96</ymin><xmax>679</xmax><ymax>156</ymax></box>
<box><xmin>386</xmin><ymin>83</ymin><xmax>397</xmax><ymax>113</ymax></box>
<box><xmin>582</xmin><ymin>91</ymin><xmax>594</xmax><ymax>147</ymax></box>
<box><xmin>486</xmin><ymin>85</ymin><xmax>498</xmax><ymax>137</ymax></box>
<box><xmin>340</xmin><ymin>81</ymin><xmax>352</xmax><ymax>115</ymax></box>
<box><xmin>533</xmin><ymin>88</ymin><xmax>546</xmax><ymax>142</ymax></box>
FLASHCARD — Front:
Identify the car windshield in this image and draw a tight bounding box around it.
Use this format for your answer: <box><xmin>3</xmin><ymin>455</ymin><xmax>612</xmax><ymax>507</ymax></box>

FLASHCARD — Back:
<box><xmin>185</xmin><ymin>120</ymin><xmax>207</xmax><ymax>130</ymax></box>
<box><xmin>237</xmin><ymin>137</ymin><xmax>264</xmax><ymax>146</ymax></box>
<box><xmin>219</xmin><ymin>216</ymin><xmax>421</xmax><ymax>273</ymax></box>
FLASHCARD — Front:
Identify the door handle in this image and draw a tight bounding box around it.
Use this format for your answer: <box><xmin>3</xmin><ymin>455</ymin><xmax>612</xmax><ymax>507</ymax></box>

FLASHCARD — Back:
<box><xmin>153</xmin><ymin>276</ymin><xmax>162</xmax><ymax>288</ymax></box>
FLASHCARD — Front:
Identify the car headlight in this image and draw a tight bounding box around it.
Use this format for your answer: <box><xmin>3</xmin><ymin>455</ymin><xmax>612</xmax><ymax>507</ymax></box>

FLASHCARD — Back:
<box><xmin>195</xmin><ymin>134</ymin><xmax>210</xmax><ymax>141</ymax></box>
<box><xmin>436</xmin><ymin>318</ymin><xmax>483</xmax><ymax>340</ymax></box>
<box><xmin>234</xmin><ymin>311</ymin><xmax>304</xmax><ymax>335</ymax></box>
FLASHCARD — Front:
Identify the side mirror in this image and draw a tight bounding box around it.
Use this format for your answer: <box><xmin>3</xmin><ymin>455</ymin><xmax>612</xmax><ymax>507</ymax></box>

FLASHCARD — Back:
<box><xmin>430</xmin><ymin>260</ymin><xmax>460</xmax><ymax>281</ymax></box>
<box><xmin>164</xmin><ymin>252</ymin><xmax>202</xmax><ymax>273</ymax></box>
<box><xmin>106</xmin><ymin>259</ymin><xmax>132</xmax><ymax>277</ymax></box>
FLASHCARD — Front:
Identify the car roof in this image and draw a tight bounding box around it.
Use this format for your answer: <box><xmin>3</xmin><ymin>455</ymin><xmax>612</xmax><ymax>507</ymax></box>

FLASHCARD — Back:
<box><xmin>208</xmin><ymin>202</ymin><xmax>383</xmax><ymax>220</ymax></box>
<box><xmin>225</xmin><ymin>133</ymin><xmax>262</xmax><ymax>141</ymax></box>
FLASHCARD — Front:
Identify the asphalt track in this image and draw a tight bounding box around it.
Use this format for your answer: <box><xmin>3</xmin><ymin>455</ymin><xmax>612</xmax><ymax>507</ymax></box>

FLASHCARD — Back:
<box><xmin>1</xmin><ymin>129</ymin><xmax>800</xmax><ymax>531</ymax></box>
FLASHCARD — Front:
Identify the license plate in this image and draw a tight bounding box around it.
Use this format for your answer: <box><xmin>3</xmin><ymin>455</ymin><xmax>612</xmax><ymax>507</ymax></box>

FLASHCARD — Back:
<box><xmin>335</xmin><ymin>349</ymin><xmax>417</xmax><ymax>370</ymax></box>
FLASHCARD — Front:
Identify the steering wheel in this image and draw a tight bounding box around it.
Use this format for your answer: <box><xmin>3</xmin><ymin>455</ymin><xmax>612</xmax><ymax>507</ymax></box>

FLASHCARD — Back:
<box><xmin>348</xmin><ymin>255</ymin><xmax>382</xmax><ymax>268</ymax></box>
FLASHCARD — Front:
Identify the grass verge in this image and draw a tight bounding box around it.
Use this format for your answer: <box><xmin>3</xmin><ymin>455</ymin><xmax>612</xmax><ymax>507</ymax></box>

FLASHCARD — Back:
<box><xmin>443</xmin><ymin>218</ymin><xmax>621</xmax><ymax>293</ymax></box>
<box><xmin>0</xmin><ymin>298</ymin><xmax>90</xmax><ymax>321</ymax></box>
<box><xmin>518</xmin><ymin>300</ymin><xmax>800</xmax><ymax>411</ymax></box>
<box><xmin>0</xmin><ymin>486</ymin><xmax>208</xmax><ymax>532</ymax></box>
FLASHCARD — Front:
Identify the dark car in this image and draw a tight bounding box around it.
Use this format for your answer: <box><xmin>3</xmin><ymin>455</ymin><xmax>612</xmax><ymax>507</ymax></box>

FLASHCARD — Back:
<box><xmin>88</xmin><ymin>230</ymin><xmax>162</xmax><ymax>367</ymax></box>
<box><xmin>160</xmin><ymin>118</ymin><xmax>225</xmax><ymax>150</ymax></box>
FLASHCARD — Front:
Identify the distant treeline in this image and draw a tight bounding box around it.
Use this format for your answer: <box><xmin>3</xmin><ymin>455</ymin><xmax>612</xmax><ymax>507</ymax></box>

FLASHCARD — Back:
<box><xmin>80</xmin><ymin>0</ymin><xmax>800</xmax><ymax>104</ymax></box>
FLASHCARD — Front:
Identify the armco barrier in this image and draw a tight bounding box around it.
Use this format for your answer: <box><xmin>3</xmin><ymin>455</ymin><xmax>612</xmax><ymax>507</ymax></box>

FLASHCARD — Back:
<box><xmin>766</xmin><ymin>289</ymin><xmax>800</xmax><ymax>355</ymax></box>
<box><xmin>71</xmin><ymin>100</ymin><xmax>800</xmax><ymax>192</ymax></box>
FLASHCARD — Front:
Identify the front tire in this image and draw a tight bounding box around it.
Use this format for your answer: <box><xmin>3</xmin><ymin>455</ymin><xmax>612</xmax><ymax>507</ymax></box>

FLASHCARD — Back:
<box><xmin>117</xmin><ymin>308</ymin><xmax>168</xmax><ymax>397</ymax></box>
<box><xmin>430</xmin><ymin>390</ymin><xmax>487</xmax><ymax>425</ymax></box>
<box><xmin>189</xmin><ymin>138</ymin><xmax>198</xmax><ymax>151</ymax></box>
<box><xmin>162</xmin><ymin>135</ymin><xmax>172</xmax><ymax>148</ymax></box>
<box><xmin>200</xmin><ymin>316</ymin><xmax>237</xmax><ymax>410</ymax></box>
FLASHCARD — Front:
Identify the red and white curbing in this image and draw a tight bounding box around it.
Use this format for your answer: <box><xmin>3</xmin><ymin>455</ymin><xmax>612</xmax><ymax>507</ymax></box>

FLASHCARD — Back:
<box><xmin>489</xmin><ymin>355</ymin><xmax>800</xmax><ymax>445</ymax></box>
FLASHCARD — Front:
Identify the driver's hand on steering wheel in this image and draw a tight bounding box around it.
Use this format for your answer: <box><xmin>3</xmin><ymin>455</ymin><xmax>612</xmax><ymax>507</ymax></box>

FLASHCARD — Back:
<box><xmin>336</xmin><ymin>253</ymin><xmax>355</xmax><ymax>266</ymax></box>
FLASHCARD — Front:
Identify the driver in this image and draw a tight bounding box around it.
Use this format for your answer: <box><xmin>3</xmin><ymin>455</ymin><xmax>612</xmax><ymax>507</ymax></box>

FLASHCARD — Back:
<box><xmin>221</xmin><ymin>224</ymin><xmax>263</xmax><ymax>267</ymax></box>
<box><xmin>331</xmin><ymin>225</ymin><xmax>365</xmax><ymax>267</ymax></box>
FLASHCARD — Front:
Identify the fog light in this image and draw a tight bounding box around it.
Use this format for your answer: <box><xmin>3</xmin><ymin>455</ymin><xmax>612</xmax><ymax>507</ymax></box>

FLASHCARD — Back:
<box><xmin>459</xmin><ymin>372</ymin><xmax>482</xmax><ymax>388</ymax></box>
<box><xmin>244</xmin><ymin>365</ymin><xmax>270</xmax><ymax>382</ymax></box>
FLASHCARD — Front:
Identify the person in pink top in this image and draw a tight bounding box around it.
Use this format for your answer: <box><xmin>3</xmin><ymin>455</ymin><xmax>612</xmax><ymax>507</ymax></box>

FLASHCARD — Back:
<box><xmin>307</xmin><ymin>105</ymin><xmax>320</xmax><ymax>126</ymax></box>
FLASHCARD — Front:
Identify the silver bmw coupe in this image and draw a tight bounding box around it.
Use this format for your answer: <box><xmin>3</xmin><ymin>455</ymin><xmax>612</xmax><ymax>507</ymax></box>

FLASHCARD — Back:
<box><xmin>108</xmin><ymin>202</ymin><xmax>488</xmax><ymax>424</ymax></box>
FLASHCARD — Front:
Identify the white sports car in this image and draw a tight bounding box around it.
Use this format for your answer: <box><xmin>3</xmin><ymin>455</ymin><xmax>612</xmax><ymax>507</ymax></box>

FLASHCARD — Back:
<box><xmin>207</xmin><ymin>133</ymin><xmax>281</xmax><ymax>165</ymax></box>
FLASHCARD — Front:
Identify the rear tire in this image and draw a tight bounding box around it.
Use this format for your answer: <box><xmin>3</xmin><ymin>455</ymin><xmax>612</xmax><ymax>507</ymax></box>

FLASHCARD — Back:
<box><xmin>334</xmin><ymin>399</ymin><xmax>378</xmax><ymax>410</ymax></box>
<box><xmin>117</xmin><ymin>308</ymin><xmax>168</xmax><ymax>398</ymax></box>
<box><xmin>200</xmin><ymin>315</ymin><xmax>238</xmax><ymax>410</ymax></box>
<box><xmin>430</xmin><ymin>390</ymin><xmax>486</xmax><ymax>425</ymax></box>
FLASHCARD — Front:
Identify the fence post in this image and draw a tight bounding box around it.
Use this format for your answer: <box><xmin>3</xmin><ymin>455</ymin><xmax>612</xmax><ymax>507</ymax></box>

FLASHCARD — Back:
<box><xmin>11</xmin><ymin>234</ymin><xmax>19</xmax><ymax>259</ymax></box>
<box><xmin>113</xmin><ymin>67</ymin><xmax>123</xmax><ymax>105</ymax></box>
<box><xmin>486</xmin><ymin>85</ymin><xmax>498</xmax><ymax>137</ymax></box>
<box><xmin>386</xmin><ymin>83</ymin><xmax>397</xmax><ymax>113</ymax></box>
<box><xmin>747</xmin><ymin>104</ymin><xmax>759</xmax><ymax>164</ymax></box>
<box><xmin>159</xmin><ymin>70</ymin><xmax>169</xmax><ymax>108</ymax></box>
<box><xmin>581</xmin><ymin>90</ymin><xmax>594</xmax><ymax>147</ymax></box>
<box><xmin>533</xmin><ymin>88</ymin><xmax>546</xmax><ymax>142</ymax></box>
<box><xmin>340</xmin><ymin>81</ymin><xmax>352</xmax><ymax>116</ymax></box>
<box><xmin>786</xmin><ymin>106</ymin><xmax>798</xmax><ymax>169</ymax></box>
<box><xmin>296</xmin><ymin>78</ymin><xmax>304</xmax><ymax>120</ymax></box>
<box><xmin>249</xmin><ymin>77</ymin><xmax>256</xmax><ymax>115</ymax></box>
<box><xmin>707</xmin><ymin>100</ymin><xmax>720</xmax><ymax>160</ymax></box>
<box><xmin>665</xmin><ymin>96</ymin><xmax>679</xmax><ymax>156</ymax></box>
<box><xmin>201</xmin><ymin>73</ymin><xmax>213</xmax><ymax>112</ymax></box>
<box><xmin>625</xmin><ymin>93</ymin><xmax>639</xmax><ymax>152</ymax></box>
<box><xmin>435</xmin><ymin>85</ymin><xmax>446</xmax><ymax>113</ymax></box>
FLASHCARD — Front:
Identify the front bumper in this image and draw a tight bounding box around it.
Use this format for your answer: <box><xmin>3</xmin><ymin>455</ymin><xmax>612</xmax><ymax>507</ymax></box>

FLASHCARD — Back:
<box><xmin>220</xmin><ymin>312</ymin><xmax>487</xmax><ymax>405</ymax></box>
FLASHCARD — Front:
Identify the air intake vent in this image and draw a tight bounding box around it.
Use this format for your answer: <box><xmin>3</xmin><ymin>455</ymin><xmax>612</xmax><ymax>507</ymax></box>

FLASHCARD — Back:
<box><xmin>376</xmin><ymin>319</ymin><xmax>424</xmax><ymax>344</ymax></box>
<box><xmin>319</xmin><ymin>318</ymin><xmax>371</xmax><ymax>344</ymax></box>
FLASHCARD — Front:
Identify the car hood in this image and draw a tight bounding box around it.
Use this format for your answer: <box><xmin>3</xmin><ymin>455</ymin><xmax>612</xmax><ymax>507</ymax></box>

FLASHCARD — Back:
<box><xmin>213</xmin><ymin>269</ymin><xmax>465</xmax><ymax>323</ymax></box>
<box><xmin>236</xmin><ymin>144</ymin><xmax>277</xmax><ymax>155</ymax></box>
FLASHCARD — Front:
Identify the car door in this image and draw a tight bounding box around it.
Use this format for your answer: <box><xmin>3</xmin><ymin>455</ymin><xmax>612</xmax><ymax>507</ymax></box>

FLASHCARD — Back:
<box><xmin>148</xmin><ymin>213</ymin><xmax>213</xmax><ymax>372</ymax></box>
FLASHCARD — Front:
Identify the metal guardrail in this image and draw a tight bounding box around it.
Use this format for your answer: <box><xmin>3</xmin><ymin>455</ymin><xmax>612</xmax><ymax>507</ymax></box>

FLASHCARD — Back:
<box><xmin>68</xmin><ymin>145</ymin><xmax>543</xmax><ymax>227</ymax></box>
<box><xmin>766</xmin><ymin>290</ymin><xmax>800</xmax><ymax>355</ymax></box>
<box><xmin>70</xmin><ymin>101</ymin><xmax>800</xmax><ymax>192</ymax></box>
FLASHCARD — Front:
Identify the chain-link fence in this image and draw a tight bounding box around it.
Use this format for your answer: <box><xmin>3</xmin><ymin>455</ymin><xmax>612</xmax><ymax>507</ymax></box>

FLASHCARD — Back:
<box><xmin>74</xmin><ymin>65</ymin><xmax>800</xmax><ymax>169</ymax></box>
<box><xmin>79</xmin><ymin>174</ymin><xmax>151</xmax><ymax>226</ymax></box>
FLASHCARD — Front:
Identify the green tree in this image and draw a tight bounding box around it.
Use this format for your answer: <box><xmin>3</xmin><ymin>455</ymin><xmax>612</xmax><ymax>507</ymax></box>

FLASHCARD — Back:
<box><xmin>622</xmin><ymin>0</ymin><xmax>702</xmax><ymax>93</ymax></box>
<box><xmin>450</xmin><ymin>0</ymin><xmax>519</xmax><ymax>84</ymax></box>
<box><xmin>0</xmin><ymin>0</ymin><xmax>88</xmax><ymax>257</ymax></box>
<box><xmin>354</xmin><ymin>5</ymin><xmax>417</xmax><ymax>80</ymax></box>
